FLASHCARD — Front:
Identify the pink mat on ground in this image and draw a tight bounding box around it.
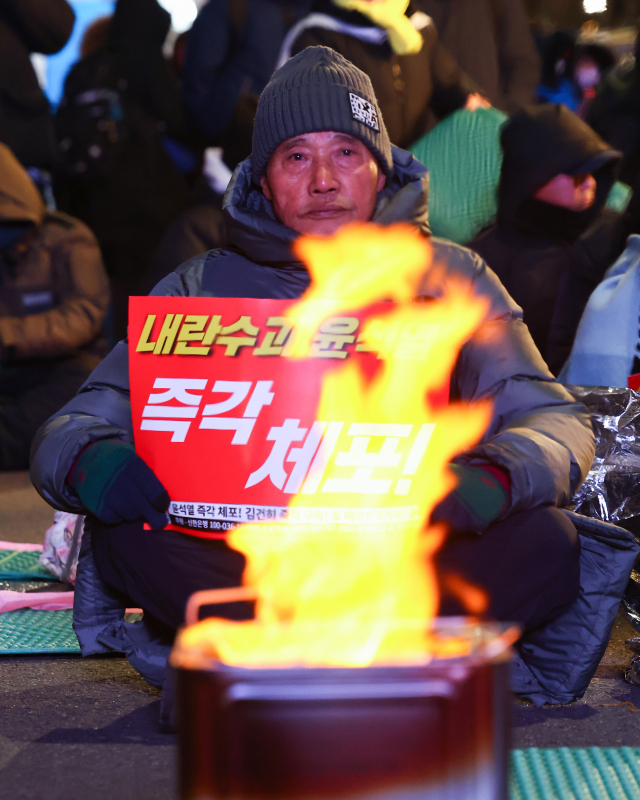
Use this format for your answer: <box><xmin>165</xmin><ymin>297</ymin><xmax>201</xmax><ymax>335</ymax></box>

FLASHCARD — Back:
<box><xmin>0</xmin><ymin>590</ymin><xmax>73</xmax><ymax>612</ymax></box>
<box><xmin>0</xmin><ymin>541</ymin><xmax>42</xmax><ymax>552</ymax></box>
<box><xmin>0</xmin><ymin>543</ymin><xmax>144</xmax><ymax>615</ymax></box>
<box><xmin>0</xmin><ymin>592</ymin><xmax>143</xmax><ymax>615</ymax></box>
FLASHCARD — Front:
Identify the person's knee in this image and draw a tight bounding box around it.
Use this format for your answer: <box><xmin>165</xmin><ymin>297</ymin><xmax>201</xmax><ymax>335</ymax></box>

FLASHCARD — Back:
<box><xmin>521</xmin><ymin>505</ymin><xmax>581</xmax><ymax>607</ymax></box>
<box><xmin>525</xmin><ymin>506</ymin><xmax>580</xmax><ymax>566</ymax></box>
<box><xmin>470</xmin><ymin>505</ymin><xmax>582</xmax><ymax>628</ymax></box>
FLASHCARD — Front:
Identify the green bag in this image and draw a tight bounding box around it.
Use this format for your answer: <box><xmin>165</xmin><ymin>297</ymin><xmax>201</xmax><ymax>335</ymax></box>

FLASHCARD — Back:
<box><xmin>409</xmin><ymin>107</ymin><xmax>508</xmax><ymax>244</ymax></box>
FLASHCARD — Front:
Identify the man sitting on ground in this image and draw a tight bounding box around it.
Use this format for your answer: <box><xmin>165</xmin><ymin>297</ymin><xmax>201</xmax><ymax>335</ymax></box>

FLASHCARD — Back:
<box><xmin>31</xmin><ymin>47</ymin><xmax>594</xmax><ymax>652</ymax></box>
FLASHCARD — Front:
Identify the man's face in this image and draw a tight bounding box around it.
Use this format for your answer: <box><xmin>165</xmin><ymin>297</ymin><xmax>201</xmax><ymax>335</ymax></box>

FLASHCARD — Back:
<box><xmin>533</xmin><ymin>173</ymin><xmax>597</xmax><ymax>212</ymax></box>
<box><xmin>261</xmin><ymin>131</ymin><xmax>386</xmax><ymax>236</ymax></box>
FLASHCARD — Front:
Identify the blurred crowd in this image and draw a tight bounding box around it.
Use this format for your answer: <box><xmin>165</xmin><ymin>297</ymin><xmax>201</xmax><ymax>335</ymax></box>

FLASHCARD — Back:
<box><xmin>3</xmin><ymin>0</ymin><xmax>640</xmax><ymax>469</ymax></box>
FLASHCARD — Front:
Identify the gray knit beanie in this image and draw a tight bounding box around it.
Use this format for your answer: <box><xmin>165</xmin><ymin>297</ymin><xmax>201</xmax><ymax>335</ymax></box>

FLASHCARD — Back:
<box><xmin>252</xmin><ymin>46</ymin><xmax>393</xmax><ymax>183</ymax></box>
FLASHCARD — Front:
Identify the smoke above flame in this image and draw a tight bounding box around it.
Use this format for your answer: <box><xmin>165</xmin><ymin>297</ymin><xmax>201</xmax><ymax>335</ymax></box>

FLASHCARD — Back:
<box><xmin>178</xmin><ymin>222</ymin><xmax>492</xmax><ymax>668</ymax></box>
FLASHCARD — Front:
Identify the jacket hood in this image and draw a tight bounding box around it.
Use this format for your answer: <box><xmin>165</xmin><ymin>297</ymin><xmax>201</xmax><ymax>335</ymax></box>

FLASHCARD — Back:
<box><xmin>222</xmin><ymin>144</ymin><xmax>430</xmax><ymax>267</ymax></box>
<box><xmin>108</xmin><ymin>0</ymin><xmax>171</xmax><ymax>49</ymax></box>
<box><xmin>0</xmin><ymin>143</ymin><xmax>44</xmax><ymax>226</ymax></box>
<box><xmin>498</xmin><ymin>104</ymin><xmax>621</xmax><ymax>230</ymax></box>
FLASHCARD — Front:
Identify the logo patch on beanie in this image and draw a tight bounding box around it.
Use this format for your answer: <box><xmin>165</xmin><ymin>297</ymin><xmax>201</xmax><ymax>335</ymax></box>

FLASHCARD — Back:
<box><xmin>349</xmin><ymin>93</ymin><xmax>380</xmax><ymax>132</ymax></box>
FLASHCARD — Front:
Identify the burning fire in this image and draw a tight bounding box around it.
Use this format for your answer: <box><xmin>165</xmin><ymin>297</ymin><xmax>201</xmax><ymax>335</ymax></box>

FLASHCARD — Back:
<box><xmin>177</xmin><ymin>223</ymin><xmax>491</xmax><ymax>668</ymax></box>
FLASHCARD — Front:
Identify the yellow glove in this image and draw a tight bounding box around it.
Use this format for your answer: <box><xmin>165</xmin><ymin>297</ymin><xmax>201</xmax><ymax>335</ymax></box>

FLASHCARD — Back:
<box><xmin>332</xmin><ymin>0</ymin><xmax>423</xmax><ymax>56</ymax></box>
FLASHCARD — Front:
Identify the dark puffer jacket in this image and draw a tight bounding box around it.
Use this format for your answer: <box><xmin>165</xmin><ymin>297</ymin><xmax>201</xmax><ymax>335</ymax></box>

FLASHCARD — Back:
<box><xmin>471</xmin><ymin>104</ymin><xmax>624</xmax><ymax>375</ymax></box>
<box><xmin>285</xmin><ymin>1</ymin><xmax>476</xmax><ymax>149</ymax></box>
<box><xmin>30</xmin><ymin>145</ymin><xmax>594</xmax><ymax>521</ymax></box>
<box><xmin>0</xmin><ymin>0</ymin><xmax>75</xmax><ymax>169</ymax></box>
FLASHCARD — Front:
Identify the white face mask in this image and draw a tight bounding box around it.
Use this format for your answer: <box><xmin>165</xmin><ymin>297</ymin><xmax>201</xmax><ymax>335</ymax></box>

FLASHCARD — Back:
<box><xmin>576</xmin><ymin>67</ymin><xmax>600</xmax><ymax>89</ymax></box>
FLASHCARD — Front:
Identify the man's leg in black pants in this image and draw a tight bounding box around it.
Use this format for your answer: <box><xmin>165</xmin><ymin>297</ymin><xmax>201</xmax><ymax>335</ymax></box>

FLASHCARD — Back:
<box><xmin>436</xmin><ymin>506</ymin><xmax>581</xmax><ymax>632</ymax></box>
<box><xmin>93</xmin><ymin>506</ymin><xmax>580</xmax><ymax>636</ymax></box>
<box><xmin>91</xmin><ymin>520</ymin><xmax>251</xmax><ymax>631</ymax></box>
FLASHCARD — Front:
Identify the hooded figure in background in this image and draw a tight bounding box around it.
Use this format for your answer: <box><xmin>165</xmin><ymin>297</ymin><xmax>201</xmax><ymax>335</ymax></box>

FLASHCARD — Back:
<box><xmin>0</xmin><ymin>143</ymin><xmax>109</xmax><ymax>470</ymax></box>
<box><xmin>0</xmin><ymin>0</ymin><xmax>75</xmax><ymax>171</ymax></box>
<box><xmin>471</xmin><ymin>104</ymin><xmax>623</xmax><ymax>375</ymax></box>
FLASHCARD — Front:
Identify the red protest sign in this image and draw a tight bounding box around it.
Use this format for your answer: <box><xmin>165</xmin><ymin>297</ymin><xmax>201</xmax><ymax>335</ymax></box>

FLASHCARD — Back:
<box><xmin>129</xmin><ymin>297</ymin><xmax>447</xmax><ymax>538</ymax></box>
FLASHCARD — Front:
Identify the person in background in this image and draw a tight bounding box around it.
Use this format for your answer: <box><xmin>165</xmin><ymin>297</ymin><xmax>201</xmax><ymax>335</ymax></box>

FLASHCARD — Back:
<box><xmin>282</xmin><ymin>0</ymin><xmax>487</xmax><ymax>151</ymax></box>
<box><xmin>55</xmin><ymin>0</ymin><xmax>200</xmax><ymax>343</ymax></box>
<box><xmin>537</xmin><ymin>30</ymin><xmax>581</xmax><ymax>111</ymax></box>
<box><xmin>0</xmin><ymin>143</ymin><xmax>109</xmax><ymax>470</ymax></box>
<box><xmin>575</xmin><ymin>43</ymin><xmax>615</xmax><ymax>120</ymax></box>
<box><xmin>181</xmin><ymin>0</ymin><xmax>313</xmax><ymax>170</ymax></box>
<box><xmin>587</xmin><ymin>31</ymin><xmax>640</xmax><ymax>187</ymax></box>
<box><xmin>0</xmin><ymin>0</ymin><xmax>75</xmax><ymax>196</ymax></box>
<box><xmin>415</xmin><ymin>0</ymin><xmax>541</xmax><ymax>113</ymax></box>
<box><xmin>471</xmin><ymin>104</ymin><xmax>623</xmax><ymax>376</ymax></box>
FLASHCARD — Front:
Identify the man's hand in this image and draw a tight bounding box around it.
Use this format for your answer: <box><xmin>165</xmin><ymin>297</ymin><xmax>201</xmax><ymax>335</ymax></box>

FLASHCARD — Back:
<box><xmin>431</xmin><ymin>464</ymin><xmax>509</xmax><ymax>534</ymax></box>
<box><xmin>68</xmin><ymin>440</ymin><xmax>169</xmax><ymax>529</ymax></box>
<box><xmin>465</xmin><ymin>93</ymin><xmax>491</xmax><ymax>111</ymax></box>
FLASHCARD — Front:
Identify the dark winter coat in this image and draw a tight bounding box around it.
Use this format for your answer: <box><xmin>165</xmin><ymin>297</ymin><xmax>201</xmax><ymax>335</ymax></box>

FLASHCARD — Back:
<box><xmin>471</xmin><ymin>104</ymin><xmax>623</xmax><ymax>375</ymax></box>
<box><xmin>0</xmin><ymin>143</ymin><xmax>108</xmax><ymax>361</ymax></box>
<box><xmin>181</xmin><ymin>0</ymin><xmax>313</xmax><ymax>157</ymax></box>
<box><xmin>31</xmin><ymin>145</ymin><xmax>594</xmax><ymax>524</ymax></box>
<box><xmin>0</xmin><ymin>0</ymin><xmax>75</xmax><ymax>169</ymax></box>
<box><xmin>416</xmin><ymin>0</ymin><xmax>540</xmax><ymax>113</ymax></box>
<box><xmin>284</xmin><ymin>0</ymin><xmax>476</xmax><ymax>149</ymax></box>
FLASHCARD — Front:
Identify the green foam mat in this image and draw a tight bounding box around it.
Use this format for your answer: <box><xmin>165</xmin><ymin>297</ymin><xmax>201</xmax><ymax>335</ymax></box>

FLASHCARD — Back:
<box><xmin>0</xmin><ymin>608</ymin><xmax>79</xmax><ymax>654</ymax></box>
<box><xmin>511</xmin><ymin>748</ymin><xmax>640</xmax><ymax>800</ymax></box>
<box><xmin>0</xmin><ymin>549</ymin><xmax>50</xmax><ymax>580</ymax></box>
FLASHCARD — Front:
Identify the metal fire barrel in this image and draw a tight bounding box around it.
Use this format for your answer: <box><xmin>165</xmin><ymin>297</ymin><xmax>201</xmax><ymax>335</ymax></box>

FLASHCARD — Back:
<box><xmin>173</xmin><ymin>620</ymin><xmax>514</xmax><ymax>800</ymax></box>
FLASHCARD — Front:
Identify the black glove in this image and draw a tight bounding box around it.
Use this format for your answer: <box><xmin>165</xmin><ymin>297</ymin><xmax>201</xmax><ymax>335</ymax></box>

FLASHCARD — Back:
<box><xmin>68</xmin><ymin>440</ymin><xmax>169</xmax><ymax>529</ymax></box>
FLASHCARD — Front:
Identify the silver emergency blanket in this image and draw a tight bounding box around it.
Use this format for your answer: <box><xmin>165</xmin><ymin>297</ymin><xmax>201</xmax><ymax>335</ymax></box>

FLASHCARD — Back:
<box><xmin>568</xmin><ymin>386</ymin><xmax>640</xmax><ymax>629</ymax></box>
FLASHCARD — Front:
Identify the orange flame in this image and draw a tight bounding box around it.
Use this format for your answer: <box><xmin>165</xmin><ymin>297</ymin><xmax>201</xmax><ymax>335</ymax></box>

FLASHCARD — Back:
<box><xmin>440</xmin><ymin>572</ymin><xmax>489</xmax><ymax>616</ymax></box>
<box><xmin>178</xmin><ymin>223</ymin><xmax>492</xmax><ymax>668</ymax></box>
<box><xmin>285</xmin><ymin>222</ymin><xmax>431</xmax><ymax>358</ymax></box>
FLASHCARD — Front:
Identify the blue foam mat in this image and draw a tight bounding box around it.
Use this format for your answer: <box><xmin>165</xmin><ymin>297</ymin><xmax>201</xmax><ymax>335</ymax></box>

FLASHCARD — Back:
<box><xmin>511</xmin><ymin>747</ymin><xmax>640</xmax><ymax>800</ymax></box>
<box><xmin>0</xmin><ymin>549</ymin><xmax>50</xmax><ymax>581</ymax></box>
<box><xmin>0</xmin><ymin>608</ymin><xmax>79</xmax><ymax>654</ymax></box>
